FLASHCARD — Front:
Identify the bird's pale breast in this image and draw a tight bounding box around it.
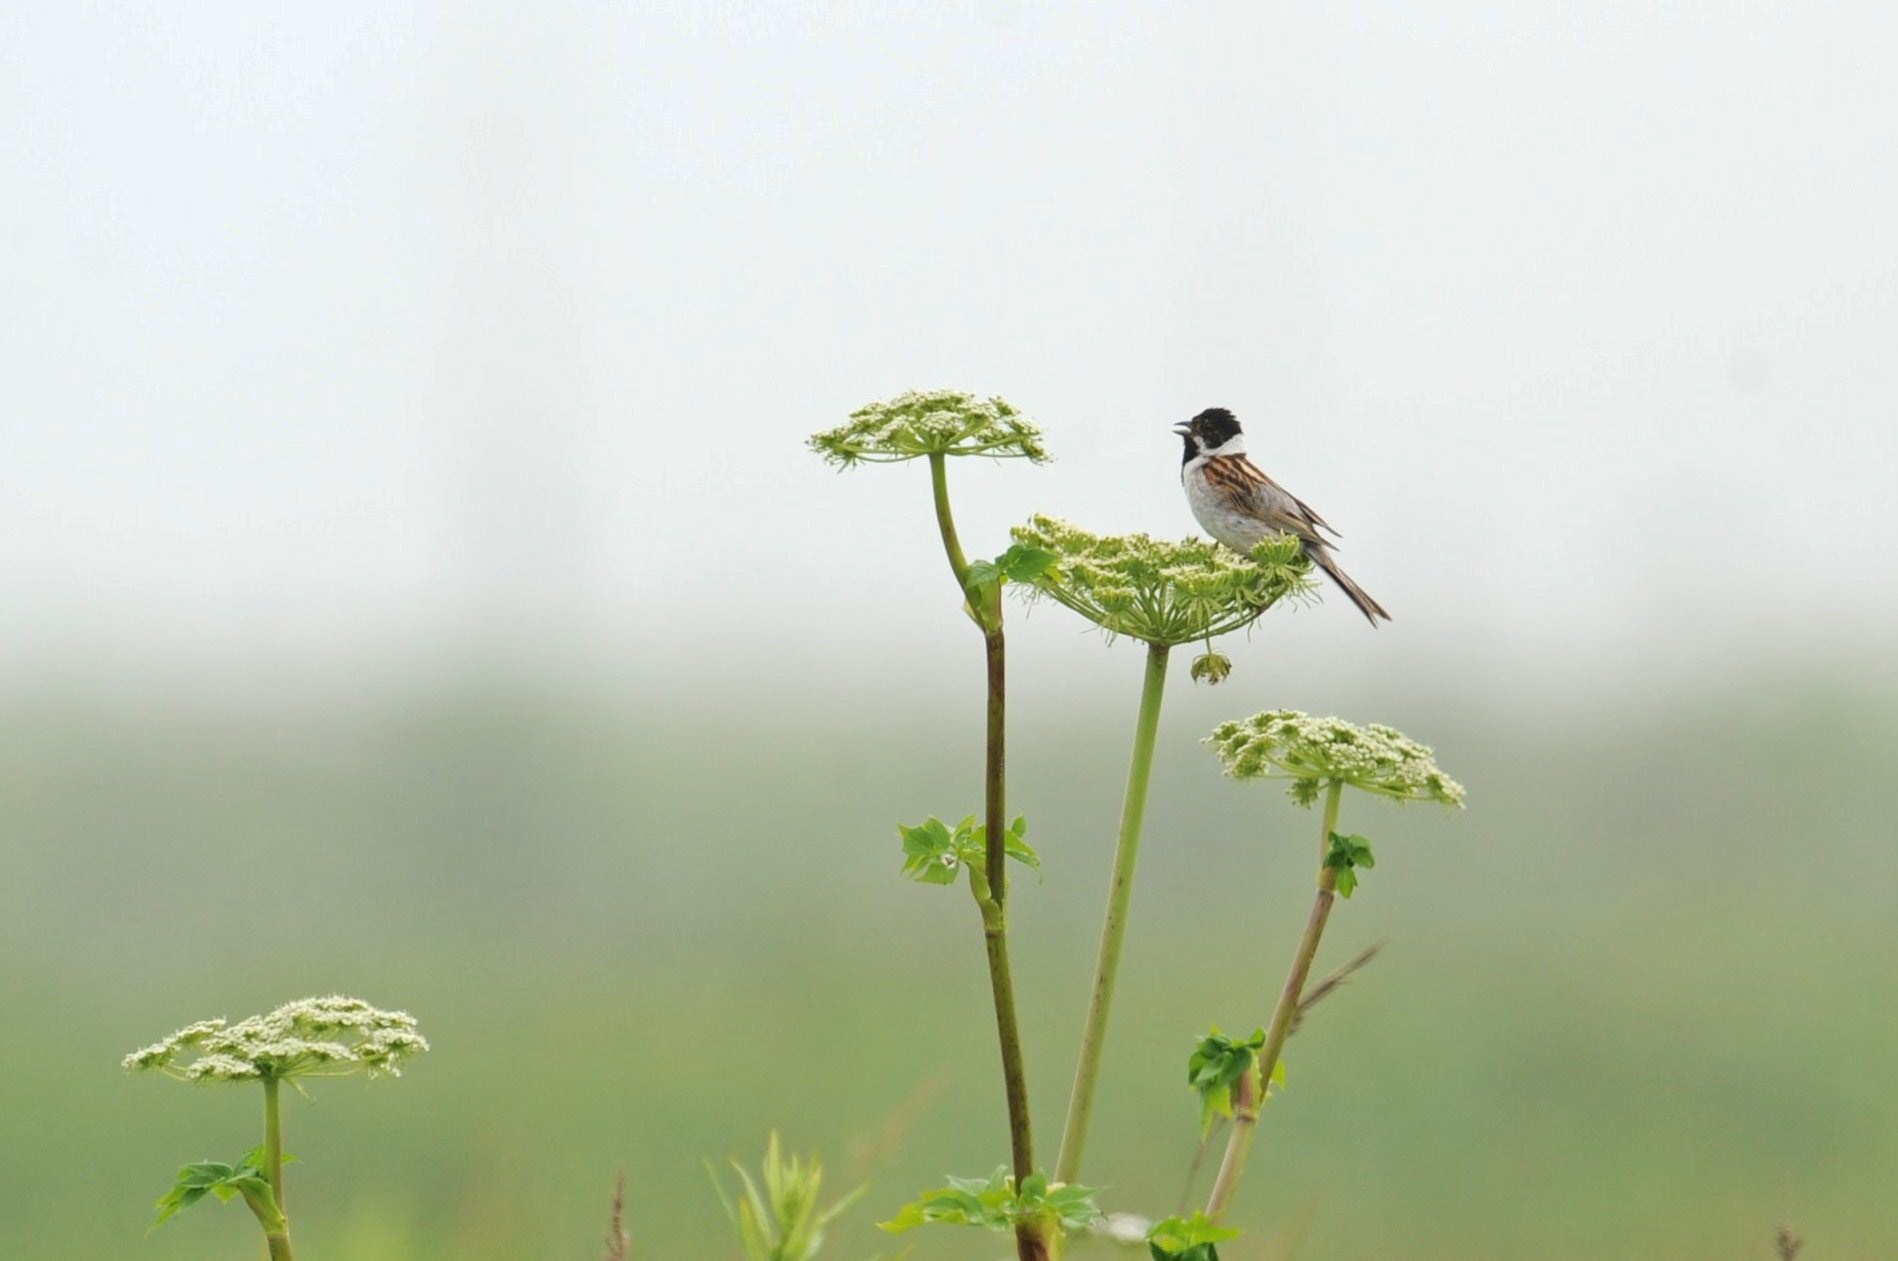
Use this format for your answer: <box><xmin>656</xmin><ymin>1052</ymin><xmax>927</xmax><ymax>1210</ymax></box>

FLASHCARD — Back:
<box><xmin>1183</xmin><ymin>465</ymin><xmax>1273</xmax><ymax>552</ymax></box>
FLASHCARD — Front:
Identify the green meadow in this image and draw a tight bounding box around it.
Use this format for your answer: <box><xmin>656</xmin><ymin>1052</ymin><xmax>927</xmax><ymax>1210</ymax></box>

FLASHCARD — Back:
<box><xmin>3</xmin><ymin>667</ymin><xmax>1893</xmax><ymax>1260</ymax></box>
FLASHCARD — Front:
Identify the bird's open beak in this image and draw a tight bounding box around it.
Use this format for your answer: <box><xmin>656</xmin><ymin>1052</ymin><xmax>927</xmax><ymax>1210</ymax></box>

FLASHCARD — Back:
<box><xmin>1171</xmin><ymin>422</ymin><xmax>1193</xmax><ymax>437</ymax></box>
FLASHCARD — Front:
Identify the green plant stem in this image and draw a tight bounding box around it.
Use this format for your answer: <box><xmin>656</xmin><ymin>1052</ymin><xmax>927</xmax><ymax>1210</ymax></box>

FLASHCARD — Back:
<box><xmin>1055</xmin><ymin>641</ymin><xmax>1170</xmax><ymax>1183</ymax></box>
<box><xmin>1204</xmin><ymin>781</ymin><xmax>1344</xmax><ymax>1221</ymax></box>
<box><xmin>985</xmin><ymin>628</ymin><xmax>1008</xmax><ymax>902</ymax></box>
<box><xmin>924</xmin><ymin>452</ymin><xmax>1043</xmax><ymax>1261</ymax></box>
<box><xmin>259</xmin><ymin>1073</ymin><xmax>295</xmax><ymax>1260</ymax></box>
<box><xmin>979</xmin><ymin>625</ymin><xmax>1034</xmax><ymax>1187</ymax></box>
<box><xmin>263</xmin><ymin>1075</ymin><xmax>285</xmax><ymax>1211</ymax></box>
<box><xmin>928</xmin><ymin>454</ymin><xmax>976</xmax><ymax>589</ymax></box>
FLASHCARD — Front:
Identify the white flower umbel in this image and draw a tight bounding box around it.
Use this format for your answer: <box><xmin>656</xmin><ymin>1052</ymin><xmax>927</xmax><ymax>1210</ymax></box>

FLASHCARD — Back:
<box><xmin>124</xmin><ymin>994</ymin><xmax>429</xmax><ymax>1083</ymax></box>
<box><xmin>1206</xmin><ymin>710</ymin><xmax>1465</xmax><ymax>808</ymax></box>
<box><xmin>808</xmin><ymin>389</ymin><xmax>1050</xmax><ymax>466</ymax></box>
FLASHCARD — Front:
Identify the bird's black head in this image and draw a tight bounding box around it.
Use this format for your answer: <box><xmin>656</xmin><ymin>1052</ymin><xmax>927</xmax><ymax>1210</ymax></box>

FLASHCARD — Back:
<box><xmin>1173</xmin><ymin>407</ymin><xmax>1245</xmax><ymax>462</ymax></box>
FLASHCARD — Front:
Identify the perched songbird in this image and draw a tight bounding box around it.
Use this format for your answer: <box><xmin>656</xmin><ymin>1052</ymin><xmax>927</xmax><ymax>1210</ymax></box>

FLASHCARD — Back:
<box><xmin>1175</xmin><ymin>407</ymin><xmax>1391</xmax><ymax>626</ymax></box>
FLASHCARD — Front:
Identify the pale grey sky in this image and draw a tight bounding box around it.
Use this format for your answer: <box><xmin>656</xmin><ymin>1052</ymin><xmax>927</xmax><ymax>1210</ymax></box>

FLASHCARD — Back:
<box><xmin>3</xmin><ymin>2</ymin><xmax>1894</xmax><ymax>694</ymax></box>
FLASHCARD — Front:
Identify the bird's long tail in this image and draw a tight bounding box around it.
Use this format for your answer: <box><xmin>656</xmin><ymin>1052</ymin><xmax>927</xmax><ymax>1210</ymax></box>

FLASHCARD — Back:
<box><xmin>1308</xmin><ymin>545</ymin><xmax>1391</xmax><ymax>626</ymax></box>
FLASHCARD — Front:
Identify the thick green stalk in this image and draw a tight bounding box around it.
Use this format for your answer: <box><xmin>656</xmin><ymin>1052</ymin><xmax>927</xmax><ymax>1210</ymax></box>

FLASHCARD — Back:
<box><xmin>925</xmin><ymin>453</ymin><xmax>1045</xmax><ymax>1261</ymax></box>
<box><xmin>256</xmin><ymin>1074</ymin><xmax>296</xmax><ymax>1261</ymax></box>
<box><xmin>1054</xmin><ymin>641</ymin><xmax>1170</xmax><ymax>1182</ymax></box>
<box><xmin>1204</xmin><ymin>781</ymin><xmax>1344</xmax><ymax>1221</ymax></box>
<box><xmin>263</xmin><ymin>1075</ymin><xmax>285</xmax><ymax>1210</ymax></box>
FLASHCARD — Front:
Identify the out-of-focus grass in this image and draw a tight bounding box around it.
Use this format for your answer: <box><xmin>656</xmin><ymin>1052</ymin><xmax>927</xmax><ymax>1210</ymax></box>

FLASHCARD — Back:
<box><xmin>1</xmin><ymin>671</ymin><xmax>1894</xmax><ymax>1260</ymax></box>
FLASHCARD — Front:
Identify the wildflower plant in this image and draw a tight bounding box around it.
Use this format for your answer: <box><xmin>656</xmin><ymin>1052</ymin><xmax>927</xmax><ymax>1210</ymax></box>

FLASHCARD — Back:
<box><xmin>1004</xmin><ymin>515</ymin><xmax>1312</xmax><ymax>1184</ymax></box>
<box><xmin>808</xmin><ymin>390</ymin><xmax>1055</xmax><ymax>1261</ymax></box>
<box><xmin>1198</xmin><ymin>714</ymin><xmax>1462</xmax><ymax>1220</ymax></box>
<box><xmin>124</xmin><ymin>995</ymin><xmax>427</xmax><ymax>1261</ymax></box>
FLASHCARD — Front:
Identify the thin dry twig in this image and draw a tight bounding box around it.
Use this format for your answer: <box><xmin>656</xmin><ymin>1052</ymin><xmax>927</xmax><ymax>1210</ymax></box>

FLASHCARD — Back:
<box><xmin>601</xmin><ymin>1168</ymin><xmax>629</xmax><ymax>1261</ymax></box>
<box><xmin>1290</xmin><ymin>940</ymin><xmax>1387</xmax><ymax>1034</ymax></box>
<box><xmin>1776</xmin><ymin>1224</ymin><xmax>1803</xmax><ymax>1261</ymax></box>
<box><xmin>848</xmin><ymin>1069</ymin><xmax>951</xmax><ymax>1178</ymax></box>
<box><xmin>1175</xmin><ymin>1120</ymin><xmax>1227</xmax><ymax>1215</ymax></box>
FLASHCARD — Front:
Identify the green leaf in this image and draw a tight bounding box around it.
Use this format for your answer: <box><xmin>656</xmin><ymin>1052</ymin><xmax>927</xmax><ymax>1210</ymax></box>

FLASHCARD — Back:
<box><xmin>997</xmin><ymin>544</ymin><xmax>1059</xmax><ymax>583</ymax></box>
<box><xmin>1186</xmin><ymin>1028</ymin><xmax>1266</xmax><ymax>1136</ymax></box>
<box><xmin>965</xmin><ymin>559</ymin><xmax>1003</xmax><ymax>590</ymax></box>
<box><xmin>150</xmin><ymin>1149</ymin><xmax>280</xmax><ymax>1230</ymax></box>
<box><xmin>898</xmin><ymin>817</ymin><xmax>961</xmax><ymax>885</ymax></box>
<box><xmin>880</xmin><ymin>1168</ymin><xmax>1098</xmax><ymax>1238</ymax></box>
<box><xmin>1148</xmin><ymin>1210</ymin><xmax>1241</xmax><ymax>1261</ymax></box>
<box><xmin>997</xmin><ymin>816</ymin><xmax>1040</xmax><ymax>872</ymax></box>
<box><xmin>1324</xmin><ymin>831</ymin><xmax>1375</xmax><ymax>897</ymax></box>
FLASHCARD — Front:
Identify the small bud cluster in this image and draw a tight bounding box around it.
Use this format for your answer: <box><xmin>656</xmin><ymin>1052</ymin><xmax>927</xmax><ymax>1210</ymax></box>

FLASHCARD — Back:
<box><xmin>1008</xmin><ymin>515</ymin><xmax>1311</xmax><ymax>647</ymax></box>
<box><xmin>808</xmin><ymin>389</ymin><xmax>1050</xmax><ymax>466</ymax></box>
<box><xmin>1206</xmin><ymin>710</ymin><xmax>1466</xmax><ymax>807</ymax></box>
<box><xmin>123</xmin><ymin>995</ymin><xmax>428</xmax><ymax>1083</ymax></box>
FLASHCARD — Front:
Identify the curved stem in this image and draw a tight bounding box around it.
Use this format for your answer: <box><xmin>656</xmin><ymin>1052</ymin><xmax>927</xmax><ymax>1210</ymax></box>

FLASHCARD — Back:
<box><xmin>1055</xmin><ymin>641</ymin><xmax>1170</xmax><ymax>1182</ymax></box>
<box><xmin>1205</xmin><ymin>782</ymin><xmax>1344</xmax><ymax>1221</ymax></box>
<box><xmin>928</xmin><ymin>453</ymin><xmax>973</xmax><ymax>586</ymax></box>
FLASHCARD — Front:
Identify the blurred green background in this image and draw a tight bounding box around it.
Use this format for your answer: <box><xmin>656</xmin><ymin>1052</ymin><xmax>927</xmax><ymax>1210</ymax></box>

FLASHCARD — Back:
<box><xmin>5</xmin><ymin>654</ymin><xmax>1894</xmax><ymax>1261</ymax></box>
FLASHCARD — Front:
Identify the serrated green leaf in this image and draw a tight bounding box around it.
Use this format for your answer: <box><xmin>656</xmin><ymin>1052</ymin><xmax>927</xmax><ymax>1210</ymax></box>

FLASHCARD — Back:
<box><xmin>966</xmin><ymin>559</ymin><xmax>1003</xmax><ymax>590</ymax></box>
<box><xmin>898</xmin><ymin>816</ymin><xmax>963</xmax><ymax>885</ymax></box>
<box><xmin>151</xmin><ymin>1151</ymin><xmax>281</xmax><ymax>1230</ymax></box>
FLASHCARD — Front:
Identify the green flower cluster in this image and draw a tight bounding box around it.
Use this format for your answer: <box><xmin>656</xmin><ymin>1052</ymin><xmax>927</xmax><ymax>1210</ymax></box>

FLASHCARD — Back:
<box><xmin>1008</xmin><ymin>515</ymin><xmax>1311</xmax><ymax>647</ymax></box>
<box><xmin>123</xmin><ymin>995</ymin><xmax>429</xmax><ymax>1083</ymax></box>
<box><xmin>1206</xmin><ymin>711</ymin><xmax>1465</xmax><ymax>807</ymax></box>
<box><xmin>808</xmin><ymin>389</ymin><xmax>1050</xmax><ymax>466</ymax></box>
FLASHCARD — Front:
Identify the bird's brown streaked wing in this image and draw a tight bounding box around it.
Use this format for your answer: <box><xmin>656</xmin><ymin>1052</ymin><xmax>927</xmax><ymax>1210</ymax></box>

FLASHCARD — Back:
<box><xmin>1203</xmin><ymin>455</ymin><xmax>1342</xmax><ymax>543</ymax></box>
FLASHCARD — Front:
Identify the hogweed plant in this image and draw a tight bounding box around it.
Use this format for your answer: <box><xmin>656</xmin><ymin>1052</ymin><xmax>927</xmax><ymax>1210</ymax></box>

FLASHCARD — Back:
<box><xmin>1197</xmin><ymin>712</ymin><xmax>1463</xmax><ymax>1220</ymax></box>
<box><xmin>809</xmin><ymin>390</ymin><xmax>1059</xmax><ymax>1261</ymax></box>
<box><xmin>123</xmin><ymin>995</ymin><xmax>427</xmax><ymax>1261</ymax></box>
<box><xmin>1006</xmin><ymin>514</ymin><xmax>1312</xmax><ymax>1183</ymax></box>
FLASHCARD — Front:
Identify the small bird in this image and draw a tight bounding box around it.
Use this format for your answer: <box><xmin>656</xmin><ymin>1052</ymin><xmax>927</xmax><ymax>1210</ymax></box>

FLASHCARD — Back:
<box><xmin>1175</xmin><ymin>407</ymin><xmax>1391</xmax><ymax>625</ymax></box>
